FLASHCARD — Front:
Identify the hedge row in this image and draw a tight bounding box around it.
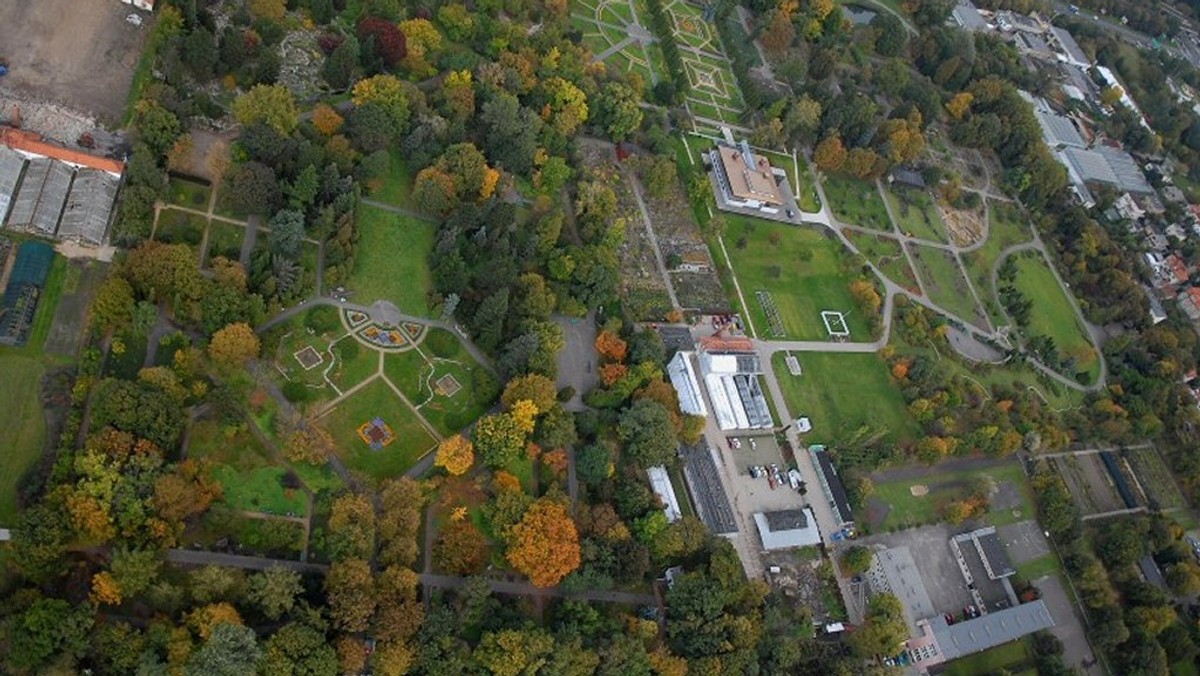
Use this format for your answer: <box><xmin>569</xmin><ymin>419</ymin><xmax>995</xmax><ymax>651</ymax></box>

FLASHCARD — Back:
<box><xmin>644</xmin><ymin>0</ymin><xmax>691</xmax><ymax>102</ymax></box>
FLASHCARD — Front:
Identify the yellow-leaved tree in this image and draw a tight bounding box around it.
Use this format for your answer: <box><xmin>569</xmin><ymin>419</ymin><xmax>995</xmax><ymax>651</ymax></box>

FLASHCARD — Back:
<box><xmin>506</xmin><ymin>498</ymin><xmax>581</xmax><ymax>587</ymax></box>
<box><xmin>435</xmin><ymin>435</ymin><xmax>475</xmax><ymax>476</ymax></box>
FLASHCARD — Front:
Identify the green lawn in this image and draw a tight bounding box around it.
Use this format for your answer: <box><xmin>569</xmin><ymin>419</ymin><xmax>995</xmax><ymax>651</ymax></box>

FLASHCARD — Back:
<box><xmin>962</xmin><ymin>201</ymin><xmax>1033</xmax><ymax>327</ymax></box>
<box><xmin>1016</xmin><ymin>553</ymin><xmax>1061</xmax><ymax>581</ymax></box>
<box><xmin>943</xmin><ymin>636</ymin><xmax>1033</xmax><ymax>676</ymax></box>
<box><xmin>272</xmin><ymin>320</ymin><xmax>378</xmax><ymax>402</ymax></box>
<box><xmin>205</xmin><ymin>221</ymin><xmax>245</xmax><ymax>265</ymax></box>
<box><xmin>211</xmin><ymin>466</ymin><xmax>308</xmax><ymax>515</ymax></box>
<box><xmin>368</xmin><ymin>150</ymin><xmax>415</xmax><ymax>208</ymax></box>
<box><xmin>770</xmin><ymin>351</ymin><xmax>918</xmax><ymax>445</ymax></box>
<box><xmin>167</xmin><ymin>177</ymin><xmax>212</xmax><ymax>209</ymax></box>
<box><xmin>0</xmin><ymin>355</ymin><xmax>48</xmax><ymax>523</ymax></box>
<box><xmin>321</xmin><ymin>378</ymin><xmax>437</xmax><ymax>481</ymax></box>
<box><xmin>383</xmin><ymin>330</ymin><xmax>499</xmax><ymax>436</ymax></box>
<box><xmin>909</xmin><ymin>245</ymin><xmax>987</xmax><ymax>329</ymax></box>
<box><xmin>348</xmin><ymin>205</ymin><xmax>435</xmax><ymax>317</ymax></box>
<box><xmin>823</xmin><ymin>173</ymin><xmax>891</xmax><ymax>231</ymax></box>
<box><xmin>1011</xmin><ymin>253</ymin><xmax>1099</xmax><ymax>383</ymax></box>
<box><xmin>870</xmin><ymin>463</ymin><xmax>1034</xmax><ymax>530</ymax></box>
<box><xmin>843</xmin><ymin>230</ymin><xmax>919</xmax><ymax>293</ymax></box>
<box><xmin>724</xmin><ymin>218</ymin><xmax>873</xmax><ymax>341</ymax></box>
<box><xmin>884</xmin><ymin>186</ymin><xmax>946</xmax><ymax>243</ymax></box>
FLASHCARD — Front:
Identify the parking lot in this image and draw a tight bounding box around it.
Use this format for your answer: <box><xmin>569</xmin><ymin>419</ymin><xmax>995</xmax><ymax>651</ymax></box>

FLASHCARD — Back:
<box><xmin>720</xmin><ymin>432</ymin><xmax>811</xmax><ymax>514</ymax></box>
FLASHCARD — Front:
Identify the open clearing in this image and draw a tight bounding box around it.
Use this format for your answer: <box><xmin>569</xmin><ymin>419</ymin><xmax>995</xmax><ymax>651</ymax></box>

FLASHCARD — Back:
<box><xmin>843</xmin><ymin>230</ymin><xmax>919</xmax><ymax>294</ymax></box>
<box><xmin>725</xmin><ymin>218</ymin><xmax>872</xmax><ymax>341</ymax></box>
<box><xmin>321</xmin><ymin>378</ymin><xmax>437</xmax><ymax>481</ymax></box>
<box><xmin>868</xmin><ymin>463</ymin><xmax>1034</xmax><ymax>531</ymax></box>
<box><xmin>1010</xmin><ymin>253</ymin><xmax>1099</xmax><ymax>382</ymax></box>
<box><xmin>0</xmin><ymin>1</ymin><xmax>150</xmax><ymax>124</ymax></box>
<box><xmin>347</xmin><ymin>205</ymin><xmax>435</xmax><ymax>318</ymax></box>
<box><xmin>770</xmin><ymin>351</ymin><xmax>917</xmax><ymax>446</ymax></box>
<box><xmin>824</xmin><ymin>174</ymin><xmax>891</xmax><ymax>231</ymax></box>
<box><xmin>884</xmin><ymin>186</ymin><xmax>947</xmax><ymax>243</ymax></box>
<box><xmin>383</xmin><ymin>329</ymin><xmax>499</xmax><ymax>436</ymax></box>
<box><xmin>908</xmin><ymin>244</ymin><xmax>988</xmax><ymax>329</ymax></box>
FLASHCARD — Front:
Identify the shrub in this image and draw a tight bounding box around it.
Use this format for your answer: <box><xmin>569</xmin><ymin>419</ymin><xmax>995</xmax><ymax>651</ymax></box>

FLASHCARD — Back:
<box><xmin>282</xmin><ymin>380</ymin><xmax>313</xmax><ymax>403</ymax></box>
<box><xmin>304</xmin><ymin>305</ymin><xmax>341</xmax><ymax>333</ymax></box>
<box><xmin>424</xmin><ymin>330</ymin><xmax>459</xmax><ymax>358</ymax></box>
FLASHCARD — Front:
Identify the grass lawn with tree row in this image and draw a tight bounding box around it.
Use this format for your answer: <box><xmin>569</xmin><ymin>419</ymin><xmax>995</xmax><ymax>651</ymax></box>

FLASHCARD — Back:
<box><xmin>725</xmin><ymin>218</ymin><xmax>873</xmax><ymax>341</ymax></box>
<box><xmin>770</xmin><ymin>351</ymin><xmax>918</xmax><ymax>445</ymax></box>
<box><xmin>962</xmin><ymin>201</ymin><xmax>1033</xmax><ymax>327</ymax></box>
<box><xmin>0</xmin><ymin>355</ymin><xmax>48</xmax><ymax>523</ymax></box>
<box><xmin>321</xmin><ymin>378</ymin><xmax>437</xmax><ymax>480</ymax></box>
<box><xmin>348</xmin><ymin>204</ymin><xmax>435</xmax><ymax>317</ymax></box>
<box><xmin>869</xmin><ymin>463</ymin><xmax>1034</xmax><ymax>531</ymax></box>
<box><xmin>1011</xmin><ymin>253</ymin><xmax>1099</xmax><ymax>383</ymax></box>
<box><xmin>823</xmin><ymin>173</ymin><xmax>891</xmax><ymax>231</ymax></box>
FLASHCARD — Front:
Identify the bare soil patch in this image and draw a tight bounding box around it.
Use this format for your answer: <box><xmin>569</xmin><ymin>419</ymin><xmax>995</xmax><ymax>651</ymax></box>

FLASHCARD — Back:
<box><xmin>0</xmin><ymin>1</ymin><xmax>150</xmax><ymax>126</ymax></box>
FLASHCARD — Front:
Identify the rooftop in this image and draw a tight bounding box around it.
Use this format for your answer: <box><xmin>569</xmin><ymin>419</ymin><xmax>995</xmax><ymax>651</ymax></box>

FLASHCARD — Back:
<box><xmin>1049</xmin><ymin>26</ymin><xmax>1090</xmax><ymax>65</ymax></box>
<box><xmin>715</xmin><ymin>143</ymin><xmax>783</xmax><ymax>206</ymax></box>
<box><xmin>0</xmin><ymin>127</ymin><xmax>124</xmax><ymax>175</ymax></box>
<box><xmin>931</xmin><ymin>600</ymin><xmax>1054</xmax><ymax>660</ymax></box>
<box><xmin>951</xmin><ymin>0</ymin><xmax>988</xmax><ymax>31</ymax></box>
<box><xmin>754</xmin><ymin>508</ymin><xmax>821</xmax><ymax>550</ymax></box>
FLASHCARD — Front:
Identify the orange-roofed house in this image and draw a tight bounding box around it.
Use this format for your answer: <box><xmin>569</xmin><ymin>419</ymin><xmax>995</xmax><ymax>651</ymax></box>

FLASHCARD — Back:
<box><xmin>1181</xmin><ymin>287</ymin><xmax>1200</xmax><ymax>321</ymax></box>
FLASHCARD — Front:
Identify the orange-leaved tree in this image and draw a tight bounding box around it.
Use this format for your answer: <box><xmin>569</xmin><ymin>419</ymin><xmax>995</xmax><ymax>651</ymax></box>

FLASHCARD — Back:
<box><xmin>594</xmin><ymin>330</ymin><xmax>627</xmax><ymax>363</ymax></box>
<box><xmin>435</xmin><ymin>435</ymin><xmax>475</xmax><ymax>476</ymax></box>
<box><xmin>506</xmin><ymin>498</ymin><xmax>581</xmax><ymax>587</ymax></box>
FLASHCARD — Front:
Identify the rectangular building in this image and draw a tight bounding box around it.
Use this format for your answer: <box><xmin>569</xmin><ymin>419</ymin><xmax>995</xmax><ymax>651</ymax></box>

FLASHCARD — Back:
<box><xmin>711</xmin><ymin>141</ymin><xmax>784</xmax><ymax>209</ymax></box>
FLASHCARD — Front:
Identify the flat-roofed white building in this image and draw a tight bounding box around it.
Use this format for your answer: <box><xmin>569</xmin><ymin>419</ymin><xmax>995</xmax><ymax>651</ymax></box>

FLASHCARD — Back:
<box><xmin>647</xmin><ymin>466</ymin><xmax>683</xmax><ymax>523</ymax></box>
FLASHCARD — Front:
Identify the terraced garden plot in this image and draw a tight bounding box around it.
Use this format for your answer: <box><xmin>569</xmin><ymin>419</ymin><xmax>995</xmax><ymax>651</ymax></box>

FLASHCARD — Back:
<box><xmin>884</xmin><ymin>186</ymin><xmax>947</xmax><ymax>243</ymax></box>
<box><xmin>843</xmin><ymin>230</ymin><xmax>919</xmax><ymax>294</ymax></box>
<box><xmin>909</xmin><ymin>244</ymin><xmax>988</xmax><ymax>329</ymax></box>
<box><xmin>1126</xmin><ymin>447</ymin><xmax>1186</xmax><ymax>511</ymax></box>
<box><xmin>824</xmin><ymin>174</ymin><xmax>891</xmax><ymax>231</ymax></box>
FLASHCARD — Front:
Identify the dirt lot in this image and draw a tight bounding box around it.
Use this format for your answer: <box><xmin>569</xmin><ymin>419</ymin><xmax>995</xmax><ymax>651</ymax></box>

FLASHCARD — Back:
<box><xmin>0</xmin><ymin>1</ymin><xmax>151</xmax><ymax>125</ymax></box>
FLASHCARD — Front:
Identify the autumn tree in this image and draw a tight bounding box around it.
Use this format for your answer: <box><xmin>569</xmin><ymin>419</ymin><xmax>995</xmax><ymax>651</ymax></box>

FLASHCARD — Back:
<box><xmin>849</xmin><ymin>278</ymin><xmax>882</xmax><ymax>314</ymax></box>
<box><xmin>596</xmin><ymin>82</ymin><xmax>643</xmax><ymax>142</ymax></box>
<box><xmin>434</xmin><ymin>511</ymin><xmax>488</xmax><ymax>574</ymax></box>
<box><xmin>357</xmin><ymin>16</ymin><xmax>407</xmax><ymax>68</ymax></box>
<box><xmin>474</xmin><ymin>412</ymin><xmax>529</xmax><ymax>467</ymax></box>
<box><xmin>352</xmin><ymin>74</ymin><xmax>411</xmax><ymax>132</ymax></box>
<box><xmin>435</xmin><ymin>435</ymin><xmax>475</xmax><ymax>476</ymax></box>
<box><xmin>232</xmin><ymin>84</ymin><xmax>298</xmax><ymax>135</ymax></box>
<box><xmin>474</xmin><ymin>628</ymin><xmax>555</xmax><ymax>676</ymax></box>
<box><xmin>502</xmin><ymin>373</ymin><xmax>558</xmax><ymax>412</ymax></box>
<box><xmin>851</xmin><ymin>593</ymin><xmax>907</xmax><ymax>657</ymax></box>
<box><xmin>507</xmin><ymin>498</ymin><xmax>581</xmax><ymax>587</ymax></box>
<box><xmin>248</xmin><ymin>0</ymin><xmax>286</xmax><ymax>21</ymax></box>
<box><xmin>247</xmin><ymin>567</ymin><xmax>303</xmax><ymax>620</ymax></box>
<box><xmin>327</xmin><ymin>493</ymin><xmax>377</xmax><ymax>561</ymax></box>
<box><xmin>542</xmin><ymin>77</ymin><xmax>590</xmax><ymax>136</ymax></box>
<box><xmin>325</xmin><ymin>559</ymin><xmax>377</xmax><ymax>633</ymax></box>
<box><xmin>813</xmin><ymin>135</ymin><xmax>847</xmax><ymax>173</ymax></box>
<box><xmin>412</xmin><ymin>166</ymin><xmax>457</xmax><ymax>216</ymax></box>
<box><xmin>152</xmin><ymin>458</ymin><xmax>222</xmax><ymax>526</ymax></box>
<box><xmin>595</xmin><ymin>330</ymin><xmax>628</xmax><ymax>362</ymax></box>
<box><xmin>91</xmin><ymin>571</ymin><xmax>123</xmax><ymax>605</ymax></box>
<box><xmin>208</xmin><ymin>322</ymin><xmax>261</xmax><ymax>369</ymax></box>
<box><xmin>946</xmin><ymin>92</ymin><xmax>974</xmax><ymax>120</ymax></box>
<box><xmin>282</xmin><ymin>424</ymin><xmax>334</xmax><ymax>464</ymax></box>
<box><xmin>374</xmin><ymin>566</ymin><xmax>424</xmax><ymax>644</ymax></box>
<box><xmin>760</xmin><ymin>8</ymin><xmax>796</xmax><ymax>54</ymax></box>
<box><xmin>378</xmin><ymin>478</ymin><xmax>425</xmax><ymax>568</ymax></box>
<box><xmin>188</xmin><ymin>602</ymin><xmax>244</xmax><ymax>640</ymax></box>
<box><xmin>618</xmin><ymin>399</ymin><xmax>679</xmax><ymax>467</ymax></box>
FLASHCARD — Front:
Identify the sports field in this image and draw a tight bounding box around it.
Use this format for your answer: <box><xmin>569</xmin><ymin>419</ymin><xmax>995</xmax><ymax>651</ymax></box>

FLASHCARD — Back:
<box><xmin>347</xmin><ymin>204</ymin><xmax>435</xmax><ymax>318</ymax></box>
<box><xmin>724</xmin><ymin>218</ymin><xmax>872</xmax><ymax>341</ymax></box>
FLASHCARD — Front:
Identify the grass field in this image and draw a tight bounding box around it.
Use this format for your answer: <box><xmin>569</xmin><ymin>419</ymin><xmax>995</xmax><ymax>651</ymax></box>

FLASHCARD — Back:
<box><xmin>824</xmin><ymin>174</ymin><xmax>891</xmax><ymax>231</ymax></box>
<box><xmin>348</xmin><ymin>205</ymin><xmax>435</xmax><ymax>317</ymax></box>
<box><xmin>187</xmin><ymin>416</ymin><xmax>310</xmax><ymax>515</ymax></box>
<box><xmin>368</xmin><ymin>150</ymin><xmax>415</xmax><ymax>208</ymax></box>
<box><xmin>383</xmin><ymin>330</ymin><xmax>498</xmax><ymax>436</ymax></box>
<box><xmin>205</xmin><ymin>221</ymin><xmax>245</xmax><ymax>265</ymax></box>
<box><xmin>0</xmin><ymin>355</ymin><xmax>47</xmax><ymax>523</ymax></box>
<box><xmin>943</xmin><ymin>636</ymin><xmax>1034</xmax><ymax>676</ymax></box>
<box><xmin>909</xmin><ymin>245</ymin><xmax>987</xmax><ymax>329</ymax></box>
<box><xmin>884</xmin><ymin>186</ymin><xmax>946</xmax><ymax>243</ymax></box>
<box><xmin>322</xmin><ymin>378</ymin><xmax>437</xmax><ymax>480</ymax></box>
<box><xmin>167</xmin><ymin>177</ymin><xmax>212</xmax><ymax>209</ymax></box>
<box><xmin>271</xmin><ymin>320</ymin><xmax>378</xmax><ymax>402</ymax></box>
<box><xmin>725</xmin><ymin>218</ymin><xmax>873</xmax><ymax>341</ymax></box>
<box><xmin>870</xmin><ymin>463</ymin><xmax>1034</xmax><ymax>530</ymax></box>
<box><xmin>1016</xmin><ymin>554</ymin><xmax>1061</xmax><ymax>581</ymax></box>
<box><xmin>771</xmin><ymin>351</ymin><xmax>918</xmax><ymax>445</ymax></box>
<box><xmin>1011</xmin><ymin>253</ymin><xmax>1099</xmax><ymax>383</ymax></box>
<box><xmin>155</xmin><ymin>209</ymin><xmax>208</xmax><ymax>248</ymax></box>
<box><xmin>843</xmin><ymin>230</ymin><xmax>918</xmax><ymax>293</ymax></box>
<box><xmin>962</xmin><ymin>201</ymin><xmax>1033</xmax><ymax>327</ymax></box>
